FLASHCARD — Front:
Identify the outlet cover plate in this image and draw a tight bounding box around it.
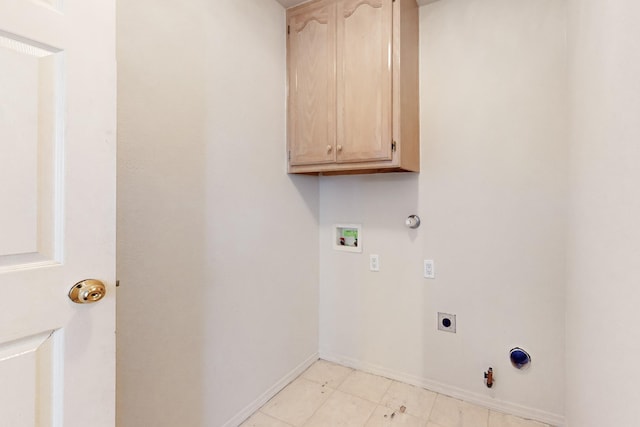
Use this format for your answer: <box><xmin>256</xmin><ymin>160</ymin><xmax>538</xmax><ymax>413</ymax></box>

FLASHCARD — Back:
<box><xmin>438</xmin><ymin>312</ymin><xmax>456</xmax><ymax>333</ymax></box>
<box><xmin>369</xmin><ymin>254</ymin><xmax>380</xmax><ymax>272</ymax></box>
<box><xmin>424</xmin><ymin>260</ymin><xmax>435</xmax><ymax>279</ymax></box>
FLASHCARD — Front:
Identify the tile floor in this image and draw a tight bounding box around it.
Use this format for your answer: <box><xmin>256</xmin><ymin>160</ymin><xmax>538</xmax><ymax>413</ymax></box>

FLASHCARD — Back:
<box><xmin>241</xmin><ymin>360</ymin><xmax>551</xmax><ymax>427</ymax></box>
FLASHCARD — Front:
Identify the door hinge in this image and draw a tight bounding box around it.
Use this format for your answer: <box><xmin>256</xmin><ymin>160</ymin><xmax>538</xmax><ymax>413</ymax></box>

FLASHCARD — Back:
<box><xmin>392</xmin><ymin>141</ymin><xmax>397</xmax><ymax>152</ymax></box>
<box><xmin>287</xmin><ymin>25</ymin><xmax>290</xmax><ymax>35</ymax></box>
<box><xmin>288</xmin><ymin>150</ymin><xmax>291</xmax><ymax>161</ymax></box>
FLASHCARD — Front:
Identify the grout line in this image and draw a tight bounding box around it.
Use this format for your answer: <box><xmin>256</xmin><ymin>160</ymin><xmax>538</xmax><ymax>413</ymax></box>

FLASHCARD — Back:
<box><xmin>380</xmin><ymin>377</ymin><xmax>394</xmax><ymax>402</ymax></box>
<box><xmin>362</xmin><ymin>405</ymin><xmax>379</xmax><ymax>426</ymax></box>
<box><xmin>255</xmin><ymin>411</ymin><xmax>295</xmax><ymax>427</ymax></box>
<box><xmin>300</xmin><ymin>360</ymin><xmax>354</xmax><ymax>389</ymax></box>
<box><xmin>361</xmin><ymin>402</ymin><xmax>378</xmax><ymax>426</ymax></box>
<box><xmin>300</xmin><ymin>385</ymin><xmax>336</xmax><ymax>426</ymax></box>
<box><xmin>259</xmin><ymin>409</ymin><xmax>297</xmax><ymax>426</ymax></box>
<box><xmin>337</xmin><ymin>369</ymin><xmax>396</xmax><ymax>403</ymax></box>
<box><xmin>332</xmin><ymin>366</ymin><xmax>354</xmax><ymax>389</ymax></box>
<box><xmin>302</xmin><ymin>365</ymin><xmax>391</xmax><ymax>426</ymax></box>
<box><xmin>486</xmin><ymin>404</ymin><xmax>491</xmax><ymax>427</ymax></box>
<box><xmin>424</xmin><ymin>392</ymin><xmax>440</xmax><ymax>423</ymax></box>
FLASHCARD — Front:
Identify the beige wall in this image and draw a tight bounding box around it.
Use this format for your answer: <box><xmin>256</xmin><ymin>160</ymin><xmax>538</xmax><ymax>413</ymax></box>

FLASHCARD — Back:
<box><xmin>319</xmin><ymin>0</ymin><xmax>567</xmax><ymax>424</ymax></box>
<box><xmin>566</xmin><ymin>0</ymin><xmax>640</xmax><ymax>425</ymax></box>
<box><xmin>116</xmin><ymin>0</ymin><xmax>640</xmax><ymax>425</ymax></box>
<box><xmin>116</xmin><ymin>1</ymin><xmax>319</xmax><ymax>426</ymax></box>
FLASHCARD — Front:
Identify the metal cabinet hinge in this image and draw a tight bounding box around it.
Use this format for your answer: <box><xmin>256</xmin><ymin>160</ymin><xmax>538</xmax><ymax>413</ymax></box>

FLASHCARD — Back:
<box><xmin>287</xmin><ymin>25</ymin><xmax>290</xmax><ymax>35</ymax></box>
<box><xmin>288</xmin><ymin>150</ymin><xmax>291</xmax><ymax>161</ymax></box>
<box><xmin>392</xmin><ymin>141</ymin><xmax>397</xmax><ymax>152</ymax></box>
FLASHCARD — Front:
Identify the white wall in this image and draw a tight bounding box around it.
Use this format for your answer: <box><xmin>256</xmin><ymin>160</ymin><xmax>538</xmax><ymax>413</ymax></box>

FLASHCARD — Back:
<box><xmin>566</xmin><ymin>0</ymin><xmax>640</xmax><ymax>425</ymax></box>
<box><xmin>116</xmin><ymin>1</ymin><xmax>319</xmax><ymax>426</ymax></box>
<box><xmin>319</xmin><ymin>0</ymin><xmax>567</xmax><ymax>424</ymax></box>
<box><xmin>116</xmin><ymin>0</ymin><xmax>640</xmax><ymax>425</ymax></box>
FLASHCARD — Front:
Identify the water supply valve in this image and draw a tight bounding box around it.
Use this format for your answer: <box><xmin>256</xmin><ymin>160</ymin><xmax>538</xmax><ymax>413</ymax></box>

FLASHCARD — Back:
<box><xmin>484</xmin><ymin>367</ymin><xmax>494</xmax><ymax>388</ymax></box>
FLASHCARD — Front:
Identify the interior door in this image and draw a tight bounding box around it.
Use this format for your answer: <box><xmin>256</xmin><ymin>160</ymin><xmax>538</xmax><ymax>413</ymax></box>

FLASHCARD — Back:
<box><xmin>0</xmin><ymin>0</ymin><xmax>116</xmax><ymax>426</ymax></box>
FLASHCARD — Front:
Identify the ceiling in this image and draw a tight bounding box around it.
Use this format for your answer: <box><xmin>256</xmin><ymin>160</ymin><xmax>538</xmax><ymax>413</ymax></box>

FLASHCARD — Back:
<box><xmin>276</xmin><ymin>0</ymin><xmax>439</xmax><ymax>9</ymax></box>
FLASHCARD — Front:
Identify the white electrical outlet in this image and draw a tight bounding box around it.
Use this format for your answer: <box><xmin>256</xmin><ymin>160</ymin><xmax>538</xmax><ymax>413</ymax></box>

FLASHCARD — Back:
<box><xmin>438</xmin><ymin>312</ymin><xmax>456</xmax><ymax>333</ymax></box>
<box><xmin>369</xmin><ymin>254</ymin><xmax>380</xmax><ymax>272</ymax></box>
<box><xmin>424</xmin><ymin>259</ymin><xmax>435</xmax><ymax>279</ymax></box>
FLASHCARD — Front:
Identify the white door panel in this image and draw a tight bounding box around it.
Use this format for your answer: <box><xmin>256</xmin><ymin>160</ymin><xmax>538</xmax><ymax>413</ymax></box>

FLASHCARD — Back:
<box><xmin>0</xmin><ymin>0</ymin><xmax>115</xmax><ymax>425</ymax></box>
<box><xmin>0</xmin><ymin>331</ymin><xmax>60</xmax><ymax>426</ymax></box>
<box><xmin>0</xmin><ymin>32</ymin><xmax>61</xmax><ymax>268</ymax></box>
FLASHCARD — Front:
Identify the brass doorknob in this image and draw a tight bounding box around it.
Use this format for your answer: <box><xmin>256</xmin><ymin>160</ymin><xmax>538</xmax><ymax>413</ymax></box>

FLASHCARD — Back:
<box><xmin>69</xmin><ymin>279</ymin><xmax>107</xmax><ymax>304</ymax></box>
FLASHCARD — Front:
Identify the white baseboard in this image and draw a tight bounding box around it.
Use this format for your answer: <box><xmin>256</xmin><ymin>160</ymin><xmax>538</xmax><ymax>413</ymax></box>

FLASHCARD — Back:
<box><xmin>222</xmin><ymin>352</ymin><xmax>319</xmax><ymax>427</ymax></box>
<box><xmin>319</xmin><ymin>351</ymin><xmax>565</xmax><ymax>427</ymax></box>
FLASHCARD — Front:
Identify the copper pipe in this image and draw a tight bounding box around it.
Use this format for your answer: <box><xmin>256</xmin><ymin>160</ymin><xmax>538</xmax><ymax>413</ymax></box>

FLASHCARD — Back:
<box><xmin>484</xmin><ymin>367</ymin><xmax>494</xmax><ymax>388</ymax></box>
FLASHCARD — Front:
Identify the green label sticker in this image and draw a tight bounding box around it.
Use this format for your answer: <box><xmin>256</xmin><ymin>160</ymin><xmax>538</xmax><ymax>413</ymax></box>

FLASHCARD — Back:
<box><xmin>342</xmin><ymin>229</ymin><xmax>358</xmax><ymax>238</ymax></box>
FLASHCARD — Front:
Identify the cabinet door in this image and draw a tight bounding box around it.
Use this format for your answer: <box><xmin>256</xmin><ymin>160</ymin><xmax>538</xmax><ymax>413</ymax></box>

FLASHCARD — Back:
<box><xmin>337</xmin><ymin>0</ymin><xmax>393</xmax><ymax>163</ymax></box>
<box><xmin>288</xmin><ymin>1</ymin><xmax>337</xmax><ymax>166</ymax></box>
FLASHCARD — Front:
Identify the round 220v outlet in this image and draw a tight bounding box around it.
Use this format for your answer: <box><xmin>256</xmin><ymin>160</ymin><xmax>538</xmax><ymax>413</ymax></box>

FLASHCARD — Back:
<box><xmin>437</xmin><ymin>312</ymin><xmax>456</xmax><ymax>333</ymax></box>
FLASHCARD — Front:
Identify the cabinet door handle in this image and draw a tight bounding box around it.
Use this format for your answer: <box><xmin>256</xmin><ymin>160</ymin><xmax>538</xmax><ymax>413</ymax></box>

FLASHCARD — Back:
<box><xmin>337</xmin><ymin>145</ymin><xmax>343</xmax><ymax>152</ymax></box>
<box><xmin>327</xmin><ymin>145</ymin><xmax>333</xmax><ymax>153</ymax></box>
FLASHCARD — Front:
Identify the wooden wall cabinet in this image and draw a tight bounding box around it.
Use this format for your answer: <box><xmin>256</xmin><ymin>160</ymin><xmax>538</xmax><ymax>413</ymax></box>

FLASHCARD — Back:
<box><xmin>287</xmin><ymin>0</ymin><xmax>419</xmax><ymax>175</ymax></box>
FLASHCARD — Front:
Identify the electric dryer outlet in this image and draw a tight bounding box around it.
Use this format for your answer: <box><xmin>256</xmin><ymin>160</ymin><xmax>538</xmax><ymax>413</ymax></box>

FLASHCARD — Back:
<box><xmin>437</xmin><ymin>312</ymin><xmax>456</xmax><ymax>333</ymax></box>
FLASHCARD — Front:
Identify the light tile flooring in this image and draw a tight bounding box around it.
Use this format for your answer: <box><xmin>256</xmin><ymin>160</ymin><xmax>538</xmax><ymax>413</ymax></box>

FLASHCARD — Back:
<box><xmin>241</xmin><ymin>360</ymin><xmax>551</xmax><ymax>427</ymax></box>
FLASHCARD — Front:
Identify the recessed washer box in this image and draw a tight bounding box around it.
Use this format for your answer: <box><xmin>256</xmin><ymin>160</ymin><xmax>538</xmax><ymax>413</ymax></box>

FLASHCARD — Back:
<box><xmin>333</xmin><ymin>224</ymin><xmax>362</xmax><ymax>253</ymax></box>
